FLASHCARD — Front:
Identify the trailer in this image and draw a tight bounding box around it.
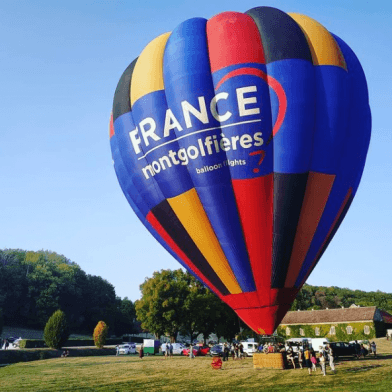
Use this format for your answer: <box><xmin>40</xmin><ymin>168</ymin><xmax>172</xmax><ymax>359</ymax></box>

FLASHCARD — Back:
<box><xmin>143</xmin><ymin>339</ymin><xmax>160</xmax><ymax>355</ymax></box>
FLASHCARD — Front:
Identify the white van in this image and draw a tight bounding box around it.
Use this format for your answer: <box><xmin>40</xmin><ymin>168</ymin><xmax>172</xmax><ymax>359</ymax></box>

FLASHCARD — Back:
<box><xmin>285</xmin><ymin>338</ymin><xmax>311</xmax><ymax>353</ymax></box>
<box><xmin>285</xmin><ymin>338</ymin><xmax>329</xmax><ymax>353</ymax></box>
<box><xmin>240</xmin><ymin>341</ymin><xmax>259</xmax><ymax>357</ymax></box>
<box><xmin>161</xmin><ymin>342</ymin><xmax>185</xmax><ymax>355</ymax></box>
<box><xmin>310</xmin><ymin>338</ymin><xmax>330</xmax><ymax>351</ymax></box>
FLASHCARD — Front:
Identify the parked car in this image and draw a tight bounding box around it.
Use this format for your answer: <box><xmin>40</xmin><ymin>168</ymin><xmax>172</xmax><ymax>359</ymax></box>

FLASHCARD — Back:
<box><xmin>182</xmin><ymin>345</ymin><xmax>210</xmax><ymax>357</ymax></box>
<box><xmin>199</xmin><ymin>345</ymin><xmax>210</xmax><ymax>356</ymax></box>
<box><xmin>329</xmin><ymin>342</ymin><xmax>358</xmax><ymax>359</ymax></box>
<box><xmin>210</xmin><ymin>344</ymin><xmax>224</xmax><ymax>357</ymax></box>
<box><xmin>118</xmin><ymin>343</ymin><xmax>136</xmax><ymax>355</ymax></box>
<box><xmin>182</xmin><ymin>346</ymin><xmax>198</xmax><ymax>357</ymax></box>
<box><xmin>240</xmin><ymin>341</ymin><xmax>259</xmax><ymax>357</ymax></box>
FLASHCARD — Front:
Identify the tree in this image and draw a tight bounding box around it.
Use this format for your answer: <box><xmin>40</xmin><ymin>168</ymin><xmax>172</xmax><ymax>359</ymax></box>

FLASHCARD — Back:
<box><xmin>0</xmin><ymin>248</ymin><xmax>133</xmax><ymax>334</ymax></box>
<box><xmin>135</xmin><ymin>269</ymin><xmax>192</xmax><ymax>341</ymax></box>
<box><xmin>112</xmin><ymin>297</ymin><xmax>137</xmax><ymax>337</ymax></box>
<box><xmin>179</xmin><ymin>278</ymin><xmax>208</xmax><ymax>343</ymax></box>
<box><xmin>136</xmin><ymin>269</ymin><xmax>242</xmax><ymax>343</ymax></box>
<box><xmin>0</xmin><ymin>249</ymin><xmax>29</xmax><ymax>326</ymax></box>
<box><xmin>190</xmin><ymin>288</ymin><xmax>229</xmax><ymax>344</ymax></box>
<box><xmin>93</xmin><ymin>321</ymin><xmax>109</xmax><ymax>348</ymax></box>
<box><xmin>43</xmin><ymin>310</ymin><xmax>69</xmax><ymax>349</ymax></box>
<box><xmin>82</xmin><ymin>275</ymin><xmax>118</xmax><ymax>332</ymax></box>
<box><xmin>213</xmin><ymin>301</ymin><xmax>241</xmax><ymax>343</ymax></box>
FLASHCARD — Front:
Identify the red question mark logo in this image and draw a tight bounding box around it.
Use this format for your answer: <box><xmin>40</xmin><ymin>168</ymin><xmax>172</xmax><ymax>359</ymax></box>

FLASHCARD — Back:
<box><xmin>249</xmin><ymin>150</ymin><xmax>265</xmax><ymax>173</ymax></box>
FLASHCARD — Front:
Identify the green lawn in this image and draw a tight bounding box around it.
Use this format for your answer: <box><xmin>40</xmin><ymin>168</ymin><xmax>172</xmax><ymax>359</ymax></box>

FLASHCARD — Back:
<box><xmin>1</xmin><ymin>353</ymin><xmax>392</xmax><ymax>391</ymax></box>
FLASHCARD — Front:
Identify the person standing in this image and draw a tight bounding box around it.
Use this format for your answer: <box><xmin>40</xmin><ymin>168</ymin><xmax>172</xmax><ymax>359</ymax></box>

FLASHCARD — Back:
<box><xmin>304</xmin><ymin>346</ymin><xmax>312</xmax><ymax>375</ymax></box>
<box><xmin>139</xmin><ymin>344</ymin><xmax>144</xmax><ymax>359</ymax></box>
<box><xmin>360</xmin><ymin>344</ymin><xmax>367</xmax><ymax>358</ymax></box>
<box><xmin>310</xmin><ymin>352</ymin><xmax>317</xmax><ymax>372</ymax></box>
<box><xmin>169</xmin><ymin>343</ymin><xmax>173</xmax><ymax>358</ymax></box>
<box><xmin>239</xmin><ymin>343</ymin><xmax>244</xmax><ymax>359</ymax></box>
<box><xmin>354</xmin><ymin>340</ymin><xmax>361</xmax><ymax>359</ymax></box>
<box><xmin>298</xmin><ymin>348</ymin><xmax>303</xmax><ymax>369</ymax></box>
<box><xmin>371</xmin><ymin>341</ymin><xmax>377</xmax><ymax>358</ymax></box>
<box><xmin>189</xmin><ymin>344</ymin><xmax>194</xmax><ymax>359</ymax></box>
<box><xmin>319</xmin><ymin>347</ymin><xmax>327</xmax><ymax>376</ymax></box>
<box><xmin>223</xmin><ymin>343</ymin><xmax>228</xmax><ymax>361</ymax></box>
<box><xmin>234</xmin><ymin>344</ymin><xmax>239</xmax><ymax>360</ymax></box>
<box><xmin>327</xmin><ymin>345</ymin><xmax>335</xmax><ymax>373</ymax></box>
<box><xmin>286</xmin><ymin>347</ymin><xmax>295</xmax><ymax>369</ymax></box>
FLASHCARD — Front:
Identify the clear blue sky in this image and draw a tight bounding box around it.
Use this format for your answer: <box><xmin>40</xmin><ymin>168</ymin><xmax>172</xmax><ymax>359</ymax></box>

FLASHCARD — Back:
<box><xmin>1</xmin><ymin>0</ymin><xmax>391</xmax><ymax>301</ymax></box>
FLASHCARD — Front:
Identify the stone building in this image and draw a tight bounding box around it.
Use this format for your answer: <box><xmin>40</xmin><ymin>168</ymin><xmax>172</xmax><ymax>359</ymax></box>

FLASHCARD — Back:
<box><xmin>277</xmin><ymin>306</ymin><xmax>392</xmax><ymax>340</ymax></box>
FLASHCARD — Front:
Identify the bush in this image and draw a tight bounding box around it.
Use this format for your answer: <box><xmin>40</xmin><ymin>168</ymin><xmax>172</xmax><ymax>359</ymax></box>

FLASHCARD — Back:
<box><xmin>93</xmin><ymin>321</ymin><xmax>108</xmax><ymax>348</ymax></box>
<box><xmin>43</xmin><ymin>310</ymin><xmax>70</xmax><ymax>349</ymax></box>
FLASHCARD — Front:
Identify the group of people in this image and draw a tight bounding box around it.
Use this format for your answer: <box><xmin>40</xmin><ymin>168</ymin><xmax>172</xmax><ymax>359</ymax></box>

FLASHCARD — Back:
<box><xmin>353</xmin><ymin>340</ymin><xmax>377</xmax><ymax>358</ymax></box>
<box><xmin>220</xmin><ymin>343</ymin><xmax>245</xmax><ymax>361</ymax></box>
<box><xmin>61</xmin><ymin>350</ymin><xmax>70</xmax><ymax>357</ymax></box>
<box><xmin>258</xmin><ymin>342</ymin><xmax>284</xmax><ymax>353</ymax></box>
<box><xmin>286</xmin><ymin>344</ymin><xmax>335</xmax><ymax>376</ymax></box>
<box><xmin>164</xmin><ymin>343</ymin><xmax>174</xmax><ymax>359</ymax></box>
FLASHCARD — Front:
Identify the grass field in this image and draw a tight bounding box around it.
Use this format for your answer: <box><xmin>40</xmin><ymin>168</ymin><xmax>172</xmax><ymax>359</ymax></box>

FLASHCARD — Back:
<box><xmin>1</xmin><ymin>353</ymin><xmax>392</xmax><ymax>391</ymax></box>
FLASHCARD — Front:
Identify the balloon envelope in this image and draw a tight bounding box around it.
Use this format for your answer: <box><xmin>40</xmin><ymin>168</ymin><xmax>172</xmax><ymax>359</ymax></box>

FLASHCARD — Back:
<box><xmin>110</xmin><ymin>6</ymin><xmax>371</xmax><ymax>334</ymax></box>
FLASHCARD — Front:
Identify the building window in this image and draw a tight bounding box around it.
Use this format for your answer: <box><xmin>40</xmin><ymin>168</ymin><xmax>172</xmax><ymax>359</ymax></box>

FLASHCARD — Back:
<box><xmin>329</xmin><ymin>326</ymin><xmax>336</xmax><ymax>335</ymax></box>
<box><xmin>315</xmin><ymin>327</ymin><xmax>320</xmax><ymax>336</ymax></box>
<box><xmin>364</xmin><ymin>325</ymin><xmax>370</xmax><ymax>335</ymax></box>
<box><xmin>286</xmin><ymin>327</ymin><xmax>291</xmax><ymax>336</ymax></box>
<box><xmin>346</xmin><ymin>326</ymin><xmax>353</xmax><ymax>335</ymax></box>
<box><xmin>300</xmin><ymin>328</ymin><xmax>305</xmax><ymax>336</ymax></box>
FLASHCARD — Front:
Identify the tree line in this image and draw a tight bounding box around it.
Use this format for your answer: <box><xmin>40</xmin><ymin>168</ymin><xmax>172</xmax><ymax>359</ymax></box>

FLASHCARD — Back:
<box><xmin>0</xmin><ymin>249</ymin><xmax>136</xmax><ymax>336</ymax></box>
<box><xmin>134</xmin><ymin>270</ymin><xmax>392</xmax><ymax>343</ymax></box>
<box><xmin>1</xmin><ymin>248</ymin><xmax>391</xmax><ymax>340</ymax></box>
<box><xmin>291</xmin><ymin>284</ymin><xmax>392</xmax><ymax>313</ymax></box>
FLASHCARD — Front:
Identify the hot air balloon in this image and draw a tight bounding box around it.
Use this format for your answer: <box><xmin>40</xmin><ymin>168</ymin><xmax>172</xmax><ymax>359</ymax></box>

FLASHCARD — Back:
<box><xmin>110</xmin><ymin>6</ymin><xmax>371</xmax><ymax>335</ymax></box>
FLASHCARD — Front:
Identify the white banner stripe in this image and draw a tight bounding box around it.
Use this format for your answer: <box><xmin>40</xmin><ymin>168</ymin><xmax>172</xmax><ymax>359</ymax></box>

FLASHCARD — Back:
<box><xmin>137</xmin><ymin>119</ymin><xmax>262</xmax><ymax>160</ymax></box>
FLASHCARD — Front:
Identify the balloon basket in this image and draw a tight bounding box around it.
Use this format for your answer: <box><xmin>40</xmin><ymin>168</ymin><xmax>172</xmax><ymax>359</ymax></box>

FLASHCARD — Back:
<box><xmin>253</xmin><ymin>353</ymin><xmax>286</xmax><ymax>370</ymax></box>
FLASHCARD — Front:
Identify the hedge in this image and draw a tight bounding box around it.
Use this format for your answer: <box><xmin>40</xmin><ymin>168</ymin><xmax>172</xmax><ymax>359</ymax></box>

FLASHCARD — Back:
<box><xmin>0</xmin><ymin>347</ymin><xmax>116</xmax><ymax>365</ymax></box>
<box><xmin>18</xmin><ymin>338</ymin><xmax>124</xmax><ymax>349</ymax></box>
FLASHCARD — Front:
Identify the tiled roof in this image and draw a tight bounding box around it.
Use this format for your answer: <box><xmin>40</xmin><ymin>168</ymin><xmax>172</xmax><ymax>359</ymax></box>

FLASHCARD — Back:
<box><xmin>281</xmin><ymin>306</ymin><xmax>378</xmax><ymax>325</ymax></box>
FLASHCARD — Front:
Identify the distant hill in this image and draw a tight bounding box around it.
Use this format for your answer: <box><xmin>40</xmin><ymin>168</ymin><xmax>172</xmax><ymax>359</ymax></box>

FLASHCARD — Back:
<box><xmin>291</xmin><ymin>284</ymin><xmax>392</xmax><ymax>313</ymax></box>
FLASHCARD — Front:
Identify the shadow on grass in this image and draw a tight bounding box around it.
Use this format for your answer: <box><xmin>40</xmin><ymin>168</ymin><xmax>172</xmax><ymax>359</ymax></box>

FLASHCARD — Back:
<box><xmin>344</xmin><ymin>364</ymin><xmax>383</xmax><ymax>373</ymax></box>
<box><xmin>337</xmin><ymin>354</ymin><xmax>392</xmax><ymax>363</ymax></box>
